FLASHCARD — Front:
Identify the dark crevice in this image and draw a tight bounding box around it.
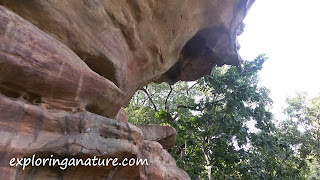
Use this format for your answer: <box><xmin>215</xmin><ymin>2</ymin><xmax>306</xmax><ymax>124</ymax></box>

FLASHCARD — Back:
<box><xmin>81</xmin><ymin>55</ymin><xmax>119</xmax><ymax>88</ymax></box>
<box><xmin>85</xmin><ymin>103</ymin><xmax>106</xmax><ymax>117</ymax></box>
<box><xmin>22</xmin><ymin>93</ymin><xmax>42</xmax><ymax>104</ymax></box>
<box><xmin>0</xmin><ymin>83</ymin><xmax>42</xmax><ymax>104</ymax></box>
<box><xmin>81</xmin><ymin>54</ymin><xmax>120</xmax><ymax>117</ymax></box>
<box><xmin>0</xmin><ymin>84</ymin><xmax>20</xmax><ymax>99</ymax></box>
<box><xmin>155</xmin><ymin>26</ymin><xmax>237</xmax><ymax>84</ymax></box>
<box><xmin>154</xmin><ymin>34</ymin><xmax>210</xmax><ymax>84</ymax></box>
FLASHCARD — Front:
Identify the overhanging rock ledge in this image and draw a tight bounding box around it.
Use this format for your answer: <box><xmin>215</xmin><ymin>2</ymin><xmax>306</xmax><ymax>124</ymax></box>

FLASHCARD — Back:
<box><xmin>0</xmin><ymin>0</ymin><xmax>254</xmax><ymax>179</ymax></box>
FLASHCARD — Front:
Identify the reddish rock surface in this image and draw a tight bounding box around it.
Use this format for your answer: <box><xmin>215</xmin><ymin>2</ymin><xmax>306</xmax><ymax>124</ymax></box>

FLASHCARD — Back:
<box><xmin>0</xmin><ymin>0</ymin><xmax>254</xmax><ymax>179</ymax></box>
<box><xmin>115</xmin><ymin>108</ymin><xmax>128</xmax><ymax>123</ymax></box>
<box><xmin>0</xmin><ymin>94</ymin><xmax>143</xmax><ymax>179</ymax></box>
<box><xmin>140</xmin><ymin>140</ymin><xmax>191</xmax><ymax>180</ymax></box>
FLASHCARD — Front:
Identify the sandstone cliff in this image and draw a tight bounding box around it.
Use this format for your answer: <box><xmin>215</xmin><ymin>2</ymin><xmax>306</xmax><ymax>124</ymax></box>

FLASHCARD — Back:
<box><xmin>0</xmin><ymin>0</ymin><xmax>254</xmax><ymax>179</ymax></box>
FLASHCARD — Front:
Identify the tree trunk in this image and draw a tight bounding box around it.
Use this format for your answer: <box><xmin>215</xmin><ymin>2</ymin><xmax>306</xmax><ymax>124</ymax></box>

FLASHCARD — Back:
<box><xmin>207</xmin><ymin>165</ymin><xmax>213</xmax><ymax>180</ymax></box>
<box><xmin>201</xmin><ymin>140</ymin><xmax>212</xmax><ymax>180</ymax></box>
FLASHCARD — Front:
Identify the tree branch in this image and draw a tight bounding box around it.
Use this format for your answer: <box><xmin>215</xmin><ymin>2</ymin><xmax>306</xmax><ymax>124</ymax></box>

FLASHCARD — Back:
<box><xmin>187</xmin><ymin>82</ymin><xmax>198</xmax><ymax>95</ymax></box>
<box><xmin>165</xmin><ymin>85</ymin><xmax>173</xmax><ymax>111</ymax></box>
<box><xmin>176</xmin><ymin>105</ymin><xmax>194</xmax><ymax>109</ymax></box>
<box><xmin>172</xmin><ymin>112</ymin><xmax>179</xmax><ymax>121</ymax></box>
<box><xmin>176</xmin><ymin>105</ymin><xmax>205</xmax><ymax>111</ymax></box>
<box><xmin>141</xmin><ymin>87</ymin><xmax>158</xmax><ymax>112</ymax></box>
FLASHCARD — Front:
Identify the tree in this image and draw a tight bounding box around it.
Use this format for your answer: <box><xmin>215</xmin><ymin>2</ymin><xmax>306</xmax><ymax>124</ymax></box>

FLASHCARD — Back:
<box><xmin>279</xmin><ymin>92</ymin><xmax>320</xmax><ymax>179</ymax></box>
<box><xmin>126</xmin><ymin>55</ymin><xmax>306</xmax><ymax>179</ymax></box>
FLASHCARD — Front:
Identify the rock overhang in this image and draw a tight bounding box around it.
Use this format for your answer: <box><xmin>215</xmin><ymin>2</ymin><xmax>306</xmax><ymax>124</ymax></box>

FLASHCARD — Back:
<box><xmin>0</xmin><ymin>0</ymin><xmax>255</xmax><ymax>179</ymax></box>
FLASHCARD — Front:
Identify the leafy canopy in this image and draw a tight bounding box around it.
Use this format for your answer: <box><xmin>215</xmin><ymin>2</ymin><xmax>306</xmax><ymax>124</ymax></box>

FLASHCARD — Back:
<box><xmin>126</xmin><ymin>55</ymin><xmax>311</xmax><ymax>179</ymax></box>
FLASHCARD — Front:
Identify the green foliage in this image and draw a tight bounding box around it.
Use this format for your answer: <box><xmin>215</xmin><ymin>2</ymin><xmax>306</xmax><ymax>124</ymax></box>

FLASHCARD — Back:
<box><xmin>280</xmin><ymin>92</ymin><xmax>320</xmax><ymax>179</ymax></box>
<box><xmin>126</xmin><ymin>55</ymin><xmax>314</xmax><ymax>179</ymax></box>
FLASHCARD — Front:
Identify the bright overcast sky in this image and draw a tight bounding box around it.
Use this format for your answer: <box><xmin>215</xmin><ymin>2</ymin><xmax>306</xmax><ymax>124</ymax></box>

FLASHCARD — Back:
<box><xmin>238</xmin><ymin>0</ymin><xmax>320</xmax><ymax>118</ymax></box>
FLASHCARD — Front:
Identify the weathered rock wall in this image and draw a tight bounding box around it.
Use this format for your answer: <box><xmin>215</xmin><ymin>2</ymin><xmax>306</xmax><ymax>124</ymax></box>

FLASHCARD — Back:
<box><xmin>0</xmin><ymin>0</ymin><xmax>254</xmax><ymax>179</ymax></box>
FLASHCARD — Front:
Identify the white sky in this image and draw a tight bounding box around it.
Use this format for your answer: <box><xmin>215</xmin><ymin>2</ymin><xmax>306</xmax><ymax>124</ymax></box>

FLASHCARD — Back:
<box><xmin>238</xmin><ymin>0</ymin><xmax>320</xmax><ymax>118</ymax></box>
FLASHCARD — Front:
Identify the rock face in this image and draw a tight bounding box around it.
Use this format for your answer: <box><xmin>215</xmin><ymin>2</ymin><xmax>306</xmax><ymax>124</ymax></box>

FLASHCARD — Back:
<box><xmin>0</xmin><ymin>0</ymin><xmax>254</xmax><ymax>179</ymax></box>
<box><xmin>0</xmin><ymin>94</ymin><xmax>143</xmax><ymax>179</ymax></box>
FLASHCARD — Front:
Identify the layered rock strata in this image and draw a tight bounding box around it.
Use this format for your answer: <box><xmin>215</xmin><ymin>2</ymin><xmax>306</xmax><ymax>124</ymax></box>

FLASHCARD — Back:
<box><xmin>0</xmin><ymin>0</ymin><xmax>254</xmax><ymax>179</ymax></box>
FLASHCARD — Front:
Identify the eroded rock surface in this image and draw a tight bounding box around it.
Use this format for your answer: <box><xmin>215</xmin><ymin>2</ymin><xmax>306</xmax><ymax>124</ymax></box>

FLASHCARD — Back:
<box><xmin>140</xmin><ymin>140</ymin><xmax>191</xmax><ymax>180</ymax></box>
<box><xmin>0</xmin><ymin>94</ymin><xmax>143</xmax><ymax>179</ymax></box>
<box><xmin>0</xmin><ymin>0</ymin><xmax>254</xmax><ymax>179</ymax></box>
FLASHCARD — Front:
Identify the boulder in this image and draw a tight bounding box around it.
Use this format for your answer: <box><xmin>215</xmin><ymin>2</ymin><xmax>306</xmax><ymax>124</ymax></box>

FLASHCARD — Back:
<box><xmin>138</xmin><ymin>125</ymin><xmax>176</xmax><ymax>149</ymax></box>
